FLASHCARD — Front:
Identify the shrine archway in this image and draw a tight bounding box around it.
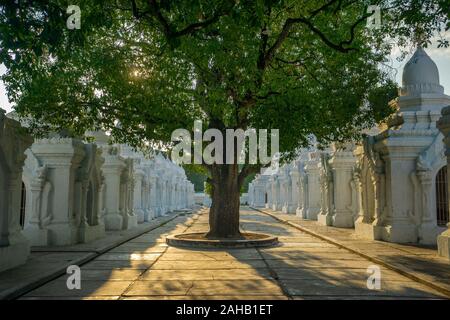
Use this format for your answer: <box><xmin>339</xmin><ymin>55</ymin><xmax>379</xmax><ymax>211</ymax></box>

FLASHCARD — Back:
<box><xmin>20</xmin><ymin>182</ymin><xmax>26</xmax><ymax>228</ymax></box>
<box><xmin>86</xmin><ymin>181</ymin><xmax>95</xmax><ymax>226</ymax></box>
<box><xmin>436</xmin><ymin>166</ymin><xmax>449</xmax><ymax>227</ymax></box>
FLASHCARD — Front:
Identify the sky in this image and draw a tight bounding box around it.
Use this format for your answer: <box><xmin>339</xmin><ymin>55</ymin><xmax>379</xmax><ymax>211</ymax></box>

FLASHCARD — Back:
<box><xmin>1</xmin><ymin>43</ymin><xmax>450</xmax><ymax>114</ymax></box>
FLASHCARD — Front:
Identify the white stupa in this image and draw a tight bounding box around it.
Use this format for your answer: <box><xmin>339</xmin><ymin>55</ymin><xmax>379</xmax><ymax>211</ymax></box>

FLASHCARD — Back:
<box><xmin>399</xmin><ymin>47</ymin><xmax>449</xmax><ymax>112</ymax></box>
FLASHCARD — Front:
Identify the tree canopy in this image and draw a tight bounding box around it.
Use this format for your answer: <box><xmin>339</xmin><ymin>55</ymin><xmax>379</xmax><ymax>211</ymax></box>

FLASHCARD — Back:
<box><xmin>1</xmin><ymin>1</ymin><xmax>447</xmax><ymax>160</ymax></box>
<box><xmin>2</xmin><ymin>0</ymin><xmax>448</xmax><ymax>237</ymax></box>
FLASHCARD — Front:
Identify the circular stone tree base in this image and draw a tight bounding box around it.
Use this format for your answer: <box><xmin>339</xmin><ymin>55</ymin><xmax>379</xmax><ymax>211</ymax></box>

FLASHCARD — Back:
<box><xmin>166</xmin><ymin>232</ymin><xmax>278</xmax><ymax>249</ymax></box>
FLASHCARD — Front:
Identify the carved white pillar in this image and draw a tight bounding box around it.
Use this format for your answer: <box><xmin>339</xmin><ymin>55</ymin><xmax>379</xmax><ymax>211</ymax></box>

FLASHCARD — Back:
<box><xmin>265</xmin><ymin>178</ymin><xmax>273</xmax><ymax>209</ymax></box>
<box><xmin>296</xmin><ymin>171</ymin><xmax>306</xmax><ymax>218</ymax></box>
<box><xmin>175</xmin><ymin>181</ymin><xmax>180</xmax><ymax>210</ymax></box>
<box><xmin>155</xmin><ymin>178</ymin><xmax>163</xmax><ymax>215</ymax></box>
<box><xmin>290</xmin><ymin>170</ymin><xmax>299</xmax><ymax>213</ymax></box>
<box><xmin>278</xmin><ymin>165</ymin><xmax>295</xmax><ymax>214</ymax></box>
<box><xmin>278</xmin><ymin>176</ymin><xmax>286</xmax><ymax>212</ymax></box>
<box><xmin>318</xmin><ymin>154</ymin><xmax>333</xmax><ymax>226</ymax></box>
<box><xmin>102</xmin><ymin>146</ymin><xmax>126</xmax><ymax>231</ymax></box>
<box><xmin>133</xmin><ymin>169</ymin><xmax>145</xmax><ymax>223</ymax></box>
<box><xmin>272</xmin><ymin>177</ymin><xmax>282</xmax><ymax>211</ymax></box>
<box><xmin>122</xmin><ymin>159</ymin><xmax>138</xmax><ymax>230</ymax></box>
<box><xmin>0</xmin><ymin>110</ymin><xmax>33</xmax><ymax>272</ymax></box>
<box><xmin>161</xmin><ymin>179</ymin><xmax>168</xmax><ymax>214</ymax></box>
<box><xmin>172</xmin><ymin>181</ymin><xmax>177</xmax><ymax>211</ymax></box>
<box><xmin>22</xmin><ymin>161</ymin><xmax>49</xmax><ymax>246</ymax></box>
<box><xmin>329</xmin><ymin>144</ymin><xmax>357</xmax><ymax>228</ymax></box>
<box><xmin>98</xmin><ymin>177</ymin><xmax>105</xmax><ymax>224</ymax></box>
<box><xmin>304</xmin><ymin>152</ymin><xmax>322</xmax><ymax>220</ymax></box>
<box><xmin>148</xmin><ymin>175</ymin><xmax>158</xmax><ymax>218</ymax></box>
<box><xmin>416</xmin><ymin>171</ymin><xmax>440</xmax><ymax>244</ymax></box>
<box><xmin>27</xmin><ymin>179</ymin><xmax>44</xmax><ymax>228</ymax></box>
<box><xmin>30</xmin><ymin>138</ymin><xmax>85</xmax><ymax>245</ymax></box>
<box><xmin>352</xmin><ymin>168</ymin><xmax>363</xmax><ymax>224</ymax></box>
<box><xmin>141</xmin><ymin>181</ymin><xmax>150</xmax><ymax>221</ymax></box>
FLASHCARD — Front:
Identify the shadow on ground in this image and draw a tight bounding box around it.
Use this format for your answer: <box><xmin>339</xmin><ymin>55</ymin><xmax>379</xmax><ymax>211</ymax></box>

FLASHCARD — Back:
<box><xmin>19</xmin><ymin>208</ymin><xmax>449</xmax><ymax>300</ymax></box>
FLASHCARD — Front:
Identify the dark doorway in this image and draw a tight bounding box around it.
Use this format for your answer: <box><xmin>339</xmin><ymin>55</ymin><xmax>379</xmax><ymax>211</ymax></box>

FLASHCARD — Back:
<box><xmin>86</xmin><ymin>181</ymin><xmax>94</xmax><ymax>225</ymax></box>
<box><xmin>20</xmin><ymin>182</ymin><xmax>26</xmax><ymax>228</ymax></box>
<box><xmin>436</xmin><ymin>166</ymin><xmax>449</xmax><ymax>227</ymax></box>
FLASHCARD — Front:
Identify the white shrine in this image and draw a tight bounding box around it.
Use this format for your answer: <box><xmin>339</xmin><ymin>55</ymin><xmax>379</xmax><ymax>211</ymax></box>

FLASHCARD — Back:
<box><xmin>0</xmin><ymin>124</ymin><xmax>194</xmax><ymax>272</ymax></box>
<box><xmin>0</xmin><ymin>109</ymin><xmax>33</xmax><ymax>272</ymax></box>
<box><xmin>249</xmin><ymin>47</ymin><xmax>450</xmax><ymax>257</ymax></box>
<box><xmin>22</xmin><ymin>137</ymin><xmax>106</xmax><ymax>246</ymax></box>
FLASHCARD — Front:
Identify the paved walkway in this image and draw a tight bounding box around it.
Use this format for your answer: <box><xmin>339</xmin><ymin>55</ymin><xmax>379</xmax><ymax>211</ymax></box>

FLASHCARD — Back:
<box><xmin>256</xmin><ymin>208</ymin><xmax>450</xmax><ymax>296</ymax></box>
<box><xmin>0</xmin><ymin>212</ymin><xmax>187</xmax><ymax>299</ymax></box>
<box><xmin>18</xmin><ymin>208</ymin><xmax>449</xmax><ymax>300</ymax></box>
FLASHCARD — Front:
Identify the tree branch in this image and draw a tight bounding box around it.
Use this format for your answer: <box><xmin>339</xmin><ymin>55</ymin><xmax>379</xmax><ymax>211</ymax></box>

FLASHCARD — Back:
<box><xmin>142</xmin><ymin>0</ymin><xmax>236</xmax><ymax>39</ymax></box>
<box><xmin>259</xmin><ymin>2</ymin><xmax>371</xmax><ymax>70</ymax></box>
<box><xmin>147</xmin><ymin>0</ymin><xmax>173</xmax><ymax>37</ymax></box>
<box><xmin>173</xmin><ymin>15</ymin><xmax>223</xmax><ymax>37</ymax></box>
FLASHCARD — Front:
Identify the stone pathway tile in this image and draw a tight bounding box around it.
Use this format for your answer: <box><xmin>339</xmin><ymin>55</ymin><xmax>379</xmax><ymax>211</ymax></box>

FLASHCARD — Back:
<box><xmin>256</xmin><ymin>208</ymin><xmax>450</xmax><ymax>298</ymax></box>
<box><xmin>82</xmin><ymin>260</ymin><xmax>157</xmax><ymax>270</ymax></box>
<box><xmin>150</xmin><ymin>260</ymin><xmax>267</xmax><ymax>270</ymax></box>
<box><xmin>292</xmin><ymin>296</ymin><xmax>439</xmax><ymax>300</ymax></box>
<box><xmin>272</xmin><ymin>267</ymin><xmax>410</xmax><ymax>281</ymax></box>
<box><xmin>260</xmin><ymin>246</ymin><xmax>348</xmax><ymax>253</ymax></box>
<box><xmin>159</xmin><ymin>251</ymin><xmax>262</xmax><ymax>261</ymax></box>
<box><xmin>0</xmin><ymin>210</ymin><xmax>196</xmax><ymax>300</ymax></box>
<box><xmin>123</xmin><ymin>279</ymin><xmax>285</xmax><ymax>297</ymax></box>
<box><xmin>95</xmin><ymin>253</ymin><xmax>162</xmax><ymax>261</ymax></box>
<box><xmin>187</xmin><ymin>279</ymin><xmax>285</xmax><ymax>296</ymax></box>
<box><xmin>261</xmin><ymin>251</ymin><xmax>367</xmax><ymax>261</ymax></box>
<box><xmin>23</xmin><ymin>280</ymin><xmax>132</xmax><ymax>297</ymax></box>
<box><xmin>266</xmin><ymin>258</ymin><xmax>374</xmax><ymax>269</ymax></box>
<box><xmin>140</xmin><ymin>270</ymin><xmax>215</xmax><ymax>281</ymax></box>
<box><xmin>19</xmin><ymin>207</ymin><xmax>449</xmax><ymax>300</ymax></box>
<box><xmin>281</xmin><ymin>279</ymin><xmax>446</xmax><ymax>298</ymax></box>
<box><xmin>73</xmin><ymin>269</ymin><xmax>145</xmax><ymax>281</ymax></box>
<box><xmin>121</xmin><ymin>295</ymin><xmax>289</xmax><ymax>300</ymax></box>
<box><xmin>123</xmin><ymin>280</ymin><xmax>194</xmax><ymax>296</ymax></box>
<box><xmin>108</xmin><ymin>243</ymin><xmax>168</xmax><ymax>254</ymax></box>
<box><xmin>20</xmin><ymin>296</ymin><xmax>121</xmax><ymax>300</ymax></box>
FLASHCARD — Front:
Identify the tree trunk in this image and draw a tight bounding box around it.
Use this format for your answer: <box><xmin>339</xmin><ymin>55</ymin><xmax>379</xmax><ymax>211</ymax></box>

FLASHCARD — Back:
<box><xmin>207</xmin><ymin>164</ymin><xmax>242</xmax><ymax>239</ymax></box>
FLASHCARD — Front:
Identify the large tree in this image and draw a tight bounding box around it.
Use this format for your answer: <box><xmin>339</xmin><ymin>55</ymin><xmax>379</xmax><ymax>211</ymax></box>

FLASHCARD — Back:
<box><xmin>0</xmin><ymin>0</ymin><xmax>448</xmax><ymax>238</ymax></box>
